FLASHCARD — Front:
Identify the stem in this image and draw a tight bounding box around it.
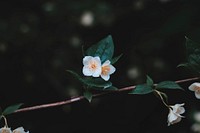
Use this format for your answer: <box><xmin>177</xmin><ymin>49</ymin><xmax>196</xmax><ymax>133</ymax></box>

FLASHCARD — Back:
<box><xmin>2</xmin><ymin>115</ymin><xmax>8</xmax><ymax>127</ymax></box>
<box><xmin>154</xmin><ymin>90</ymin><xmax>169</xmax><ymax>108</ymax></box>
<box><xmin>14</xmin><ymin>76</ymin><xmax>200</xmax><ymax>113</ymax></box>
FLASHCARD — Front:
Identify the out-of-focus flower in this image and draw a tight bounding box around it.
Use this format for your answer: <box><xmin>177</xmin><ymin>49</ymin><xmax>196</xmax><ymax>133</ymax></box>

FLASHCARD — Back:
<box><xmin>189</xmin><ymin>82</ymin><xmax>200</xmax><ymax>99</ymax></box>
<box><xmin>191</xmin><ymin>123</ymin><xmax>200</xmax><ymax>133</ymax></box>
<box><xmin>13</xmin><ymin>127</ymin><xmax>29</xmax><ymax>133</ymax></box>
<box><xmin>101</xmin><ymin>60</ymin><xmax>116</xmax><ymax>81</ymax></box>
<box><xmin>0</xmin><ymin>127</ymin><xmax>12</xmax><ymax>133</ymax></box>
<box><xmin>168</xmin><ymin>103</ymin><xmax>185</xmax><ymax>126</ymax></box>
<box><xmin>82</xmin><ymin>56</ymin><xmax>101</xmax><ymax>77</ymax></box>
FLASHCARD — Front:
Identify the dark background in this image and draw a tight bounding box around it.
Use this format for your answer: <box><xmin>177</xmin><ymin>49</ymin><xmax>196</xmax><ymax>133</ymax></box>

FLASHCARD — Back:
<box><xmin>1</xmin><ymin>0</ymin><xmax>200</xmax><ymax>132</ymax></box>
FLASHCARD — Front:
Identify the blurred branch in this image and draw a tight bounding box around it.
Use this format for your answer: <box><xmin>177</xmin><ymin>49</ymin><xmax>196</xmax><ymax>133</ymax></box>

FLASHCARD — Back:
<box><xmin>14</xmin><ymin>77</ymin><xmax>200</xmax><ymax>113</ymax></box>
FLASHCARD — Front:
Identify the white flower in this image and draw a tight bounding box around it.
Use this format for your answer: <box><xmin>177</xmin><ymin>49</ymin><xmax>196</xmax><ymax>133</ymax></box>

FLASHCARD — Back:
<box><xmin>13</xmin><ymin>127</ymin><xmax>29</xmax><ymax>133</ymax></box>
<box><xmin>0</xmin><ymin>127</ymin><xmax>12</xmax><ymax>133</ymax></box>
<box><xmin>168</xmin><ymin>103</ymin><xmax>185</xmax><ymax>126</ymax></box>
<box><xmin>82</xmin><ymin>56</ymin><xmax>101</xmax><ymax>77</ymax></box>
<box><xmin>189</xmin><ymin>82</ymin><xmax>200</xmax><ymax>99</ymax></box>
<box><xmin>101</xmin><ymin>60</ymin><xmax>116</xmax><ymax>81</ymax></box>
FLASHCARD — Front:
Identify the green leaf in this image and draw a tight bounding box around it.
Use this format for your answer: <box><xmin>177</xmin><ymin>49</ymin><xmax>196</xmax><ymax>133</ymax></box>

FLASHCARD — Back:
<box><xmin>129</xmin><ymin>84</ymin><xmax>153</xmax><ymax>94</ymax></box>
<box><xmin>146</xmin><ymin>75</ymin><xmax>154</xmax><ymax>87</ymax></box>
<box><xmin>179</xmin><ymin>37</ymin><xmax>200</xmax><ymax>73</ymax></box>
<box><xmin>105</xmin><ymin>86</ymin><xmax>118</xmax><ymax>91</ymax></box>
<box><xmin>110</xmin><ymin>54</ymin><xmax>123</xmax><ymax>64</ymax></box>
<box><xmin>3</xmin><ymin>103</ymin><xmax>23</xmax><ymax>115</ymax></box>
<box><xmin>156</xmin><ymin>81</ymin><xmax>183</xmax><ymax>90</ymax></box>
<box><xmin>86</xmin><ymin>35</ymin><xmax>114</xmax><ymax>63</ymax></box>
<box><xmin>84</xmin><ymin>90</ymin><xmax>93</xmax><ymax>102</ymax></box>
<box><xmin>67</xmin><ymin>70</ymin><xmax>112</xmax><ymax>89</ymax></box>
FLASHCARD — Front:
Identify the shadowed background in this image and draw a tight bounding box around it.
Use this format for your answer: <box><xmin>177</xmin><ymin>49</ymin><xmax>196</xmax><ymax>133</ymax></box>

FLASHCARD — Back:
<box><xmin>1</xmin><ymin>0</ymin><xmax>200</xmax><ymax>132</ymax></box>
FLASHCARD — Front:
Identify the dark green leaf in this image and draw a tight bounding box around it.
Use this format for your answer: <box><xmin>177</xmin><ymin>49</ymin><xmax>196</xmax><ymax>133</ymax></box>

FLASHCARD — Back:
<box><xmin>84</xmin><ymin>90</ymin><xmax>93</xmax><ymax>102</ymax></box>
<box><xmin>146</xmin><ymin>75</ymin><xmax>154</xmax><ymax>87</ymax></box>
<box><xmin>110</xmin><ymin>54</ymin><xmax>123</xmax><ymax>64</ymax></box>
<box><xmin>129</xmin><ymin>84</ymin><xmax>153</xmax><ymax>94</ymax></box>
<box><xmin>105</xmin><ymin>86</ymin><xmax>118</xmax><ymax>91</ymax></box>
<box><xmin>86</xmin><ymin>35</ymin><xmax>114</xmax><ymax>63</ymax></box>
<box><xmin>156</xmin><ymin>81</ymin><xmax>183</xmax><ymax>90</ymax></box>
<box><xmin>3</xmin><ymin>103</ymin><xmax>23</xmax><ymax>115</ymax></box>
<box><xmin>67</xmin><ymin>70</ymin><xmax>112</xmax><ymax>89</ymax></box>
<box><xmin>179</xmin><ymin>37</ymin><xmax>200</xmax><ymax>73</ymax></box>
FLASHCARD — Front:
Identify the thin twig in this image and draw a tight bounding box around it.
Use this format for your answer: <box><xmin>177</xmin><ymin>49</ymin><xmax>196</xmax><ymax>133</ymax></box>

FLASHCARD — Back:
<box><xmin>14</xmin><ymin>77</ymin><xmax>200</xmax><ymax>113</ymax></box>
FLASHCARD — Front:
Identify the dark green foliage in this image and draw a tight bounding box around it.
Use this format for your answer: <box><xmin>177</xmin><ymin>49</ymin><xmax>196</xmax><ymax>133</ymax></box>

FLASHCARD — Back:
<box><xmin>156</xmin><ymin>81</ymin><xmax>183</xmax><ymax>90</ymax></box>
<box><xmin>2</xmin><ymin>103</ymin><xmax>23</xmax><ymax>115</ymax></box>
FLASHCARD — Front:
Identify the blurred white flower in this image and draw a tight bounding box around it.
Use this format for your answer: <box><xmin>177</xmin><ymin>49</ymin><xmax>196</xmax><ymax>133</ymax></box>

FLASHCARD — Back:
<box><xmin>168</xmin><ymin>103</ymin><xmax>185</xmax><ymax>126</ymax></box>
<box><xmin>13</xmin><ymin>127</ymin><xmax>29</xmax><ymax>133</ymax></box>
<box><xmin>0</xmin><ymin>127</ymin><xmax>12</xmax><ymax>133</ymax></box>
<box><xmin>191</xmin><ymin>123</ymin><xmax>200</xmax><ymax>133</ymax></box>
<box><xmin>80</xmin><ymin>11</ymin><xmax>94</xmax><ymax>26</ymax></box>
<box><xmin>189</xmin><ymin>82</ymin><xmax>200</xmax><ymax>99</ymax></box>
<box><xmin>82</xmin><ymin>56</ymin><xmax>101</xmax><ymax>77</ymax></box>
<box><xmin>101</xmin><ymin>60</ymin><xmax>116</xmax><ymax>81</ymax></box>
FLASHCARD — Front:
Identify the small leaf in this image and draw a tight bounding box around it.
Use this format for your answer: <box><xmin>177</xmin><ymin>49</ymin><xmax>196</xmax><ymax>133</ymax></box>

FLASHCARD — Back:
<box><xmin>3</xmin><ymin>103</ymin><xmax>23</xmax><ymax>115</ymax></box>
<box><xmin>156</xmin><ymin>81</ymin><xmax>183</xmax><ymax>90</ymax></box>
<box><xmin>67</xmin><ymin>70</ymin><xmax>112</xmax><ymax>89</ymax></box>
<box><xmin>105</xmin><ymin>86</ymin><xmax>118</xmax><ymax>91</ymax></box>
<box><xmin>84</xmin><ymin>90</ymin><xmax>93</xmax><ymax>102</ymax></box>
<box><xmin>129</xmin><ymin>84</ymin><xmax>153</xmax><ymax>94</ymax></box>
<box><xmin>110</xmin><ymin>54</ymin><xmax>123</xmax><ymax>64</ymax></box>
<box><xmin>146</xmin><ymin>75</ymin><xmax>154</xmax><ymax>87</ymax></box>
<box><xmin>86</xmin><ymin>35</ymin><xmax>114</xmax><ymax>63</ymax></box>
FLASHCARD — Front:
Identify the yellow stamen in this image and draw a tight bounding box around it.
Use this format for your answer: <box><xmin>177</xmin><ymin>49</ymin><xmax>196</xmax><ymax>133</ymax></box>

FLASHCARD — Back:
<box><xmin>102</xmin><ymin>65</ymin><xmax>110</xmax><ymax>75</ymax></box>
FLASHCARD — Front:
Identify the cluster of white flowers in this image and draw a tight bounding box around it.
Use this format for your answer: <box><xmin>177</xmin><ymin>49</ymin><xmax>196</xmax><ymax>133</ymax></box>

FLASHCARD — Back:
<box><xmin>82</xmin><ymin>56</ymin><xmax>116</xmax><ymax>81</ymax></box>
<box><xmin>0</xmin><ymin>127</ymin><xmax>29</xmax><ymax>133</ymax></box>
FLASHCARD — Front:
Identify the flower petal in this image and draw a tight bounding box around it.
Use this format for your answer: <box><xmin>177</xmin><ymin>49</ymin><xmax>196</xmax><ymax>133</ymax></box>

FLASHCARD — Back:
<box><xmin>168</xmin><ymin>109</ymin><xmax>179</xmax><ymax>126</ymax></box>
<box><xmin>172</xmin><ymin>103</ymin><xmax>185</xmax><ymax>114</ymax></box>
<box><xmin>92</xmin><ymin>67</ymin><xmax>101</xmax><ymax>77</ymax></box>
<box><xmin>195</xmin><ymin>91</ymin><xmax>200</xmax><ymax>99</ymax></box>
<box><xmin>13</xmin><ymin>127</ymin><xmax>29</xmax><ymax>133</ymax></box>
<box><xmin>101</xmin><ymin>74</ymin><xmax>110</xmax><ymax>81</ymax></box>
<box><xmin>189</xmin><ymin>82</ymin><xmax>200</xmax><ymax>91</ymax></box>
<box><xmin>102</xmin><ymin>60</ymin><xmax>110</xmax><ymax>67</ymax></box>
<box><xmin>109</xmin><ymin>64</ymin><xmax>116</xmax><ymax>74</ymax></box>
<box><xmin>83</xmin><ymin>66</ymin><xmax>92</xmax><ymax>76</ymax></box>
<box><xmin>0</xmin><ymin>127</ymin><xmax>12</xmax><ymax>133</ymax></box>
<box><xmin>83</xmin><ymin>56</ymin><xmax>93</xmax><ymax>65</ymax></box>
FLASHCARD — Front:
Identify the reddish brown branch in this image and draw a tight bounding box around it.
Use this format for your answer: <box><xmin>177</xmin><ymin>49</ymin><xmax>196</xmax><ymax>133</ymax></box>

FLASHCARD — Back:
<box><xmin>15</xmin><ymin>77</ymin><xmax>200</xmax><ymax>113</ymax></box>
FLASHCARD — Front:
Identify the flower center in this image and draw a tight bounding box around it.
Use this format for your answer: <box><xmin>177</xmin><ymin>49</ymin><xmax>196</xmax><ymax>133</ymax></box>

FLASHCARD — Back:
<box><xmin>194</xmin><ymin>86</ymin><xmax>200</xmax><ymax>92</ymax></box>
<box><xmin>89</xmin><ymin>61</ymin><xmax>97</xmax><ymax>70</ymax></box>
<box><xmin>1</xmin><ymin>129</ymin><xmax>11</xmax><ymax>133</ymax></box>
<box><xmin>102</xmin><ymin>65</ymin><xmax>110</xmax><ymax>75</ymax></box>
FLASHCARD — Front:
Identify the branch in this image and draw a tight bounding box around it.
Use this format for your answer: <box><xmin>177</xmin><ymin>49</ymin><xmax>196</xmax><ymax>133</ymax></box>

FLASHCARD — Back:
<box><xmin>14</xmin><ymin>77</ymin><xmax>200</xmax><ymax>113</ymax></box>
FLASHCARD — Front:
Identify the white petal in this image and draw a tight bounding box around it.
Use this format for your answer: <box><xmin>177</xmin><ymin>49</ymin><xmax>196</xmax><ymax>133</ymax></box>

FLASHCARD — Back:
<box><xmin>13</xmin><ymin>127</ymin><xmax>29</xmax><ymax>133</ymax></box>
<box><xmin>0</xmin><ymin>127</ymin><xmax>12</xmax><ymax>133</ymax></box>
<box><xmin>92</xmin><ymin>67</ymin><xmax>101</xmax><ymax>77</ymax></box>
<box><xmin>94</xmin><ymin>56</ymin><xmax>101</xmax><ymax>65</ymax></box>
<box><xmin>102</xmin><ymin>60</ymin><xmax>110</xmax><ymax>67</ymax></box>
<box><xmin>83</xmin><ymin>66</ymin><xmax>92</xmax><ymax>76</ymax></box>
<box><xmin>101</xmin><ymin>74</ymin><xmax>110</xmax><ymax>81</ymax></box>
<box><xmin>168</xmin><ymin>109</ymin><xmax>178</xmax><ymax>123</ymax></box>
<box><xmin>172</xmin><ymin>103</ymin><xmax>185</xmax><ymax>114</ymax></box>
<box><xmin>195</xmin><ymin>91</ymin><xmax>200</xmax><ymax>99</ymax></box>
<box><xmin>83</xmin><ymin>56</ymin><xmax>93</xmax><ymax>65</ymax></box>
<box><xmin>109</xmin><ymin>64</ymin><xmax>116</xmax><ymax>74</ymax></box>
<box><xmin>189</xmin><ymin>82</ymin><xmax>200</xmax><ymax>91</ymax></box>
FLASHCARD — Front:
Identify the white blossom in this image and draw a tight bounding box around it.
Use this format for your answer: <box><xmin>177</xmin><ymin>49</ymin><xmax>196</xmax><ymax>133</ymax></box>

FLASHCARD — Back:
<box><xmin>82</xmin><ymin>56</ymin><xmax>101</xmax><ymax>77</ymax></box>
<box><xmin>13</xmin><ymin>127</ymin><xmax>29</xmax><ymax>133</ymax></box>
<box><xmin>189</xmin><ymin>82</ymin><xmax>200</xmax><ymax>99</ymax></box>
<box><xmin>168</xmin><ymin>103</ymin><xmax>185</xmax><ymax>126</ymax></box>
<box><xmin>100</xmin><ymin>60</ymin><xmax>116</xmax><ymax>81</ymax></box>
<box><xmin>0</xmin><ymin>127</ymin><xmax>12</xmax><ymax>133</ymax></box>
